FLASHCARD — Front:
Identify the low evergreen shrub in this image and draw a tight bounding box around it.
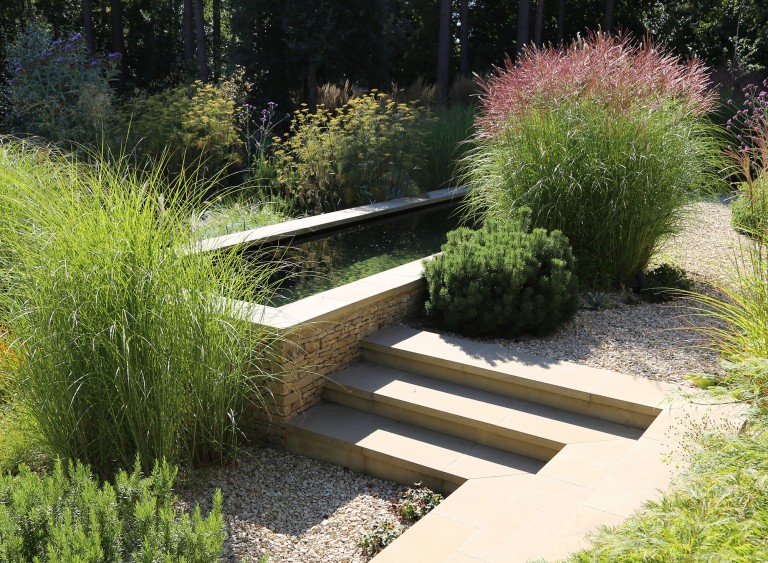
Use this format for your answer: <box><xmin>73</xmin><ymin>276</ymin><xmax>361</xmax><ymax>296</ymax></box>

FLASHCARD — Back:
<box><xmin>0</xmin><ymin>459</ymin><xmax>224</xmax><ymax>561</ymax></box>
<box><xmin>637</xmin><ymin>263</ymin><xmax>693</xmax><ymax>302</ymax></box>
<box><xmin>424</xmin><ymin>210</ymin><xmax>579</xmax><ymax>337</ymax></box>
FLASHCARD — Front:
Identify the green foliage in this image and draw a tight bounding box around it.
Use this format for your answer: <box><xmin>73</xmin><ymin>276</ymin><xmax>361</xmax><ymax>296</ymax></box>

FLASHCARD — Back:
<box><xmin>0</xmin><ymin>458</ymin><xmax>224</xmax><ymax>562</ymax></box>
<box><xmin>638</xmin><ymin>263</ymin><xmax>693</xmax><ymax>303</ymax></box>
<box><xmin>359</xmin><ymin>520</ymin><xmax>403</xmax><ymax>557</ymax></box>
<box><xmin>418</xmin><ymin>104</ymin><xmax>476</xmax><ymax>190</ymax></box>
<box><xmin>682</xmin><ymin>242</ymin><xmax>768</xmax><ymax>362</ymax></box>
<box><xmin>732</xmin><ymin>177</ymin><xmax>768</xmax><ymax>239</ymax></box>
<box><xmin>424</xmin><ymin>211</ymin><xmax>579</xmax><ymax>337</ymax></box>
<box><xmin>193</xmin><ymin>197</ymin><xmax>289</xmax><ymax>239</ymax></box>
<box><xmin>3</xmin><ymin>23</ymin><xmax>119</xmax><ymax>146</ymax></box>
<box><xmin>395</xmin><ymin>483</ymin><xmax>443</xmax><ymax>523</ymax></box>
<box><xmin>0</xmin><ymin>139</ymin><xmax>281</xmax><ymax>477</ymax></box>
<box><xmin>273</xmin><ymin>92</ymin><xmax>427</xmax><ymax>214</ymax></box>
<box><xmin>129</xmin><ymin>78</ymin><xmax>242</xmax><ymax>182</ymax></box>
<box><xmin>569</xmin><ymin>418</ymin><xmax>768</xmax><ymax>563</ymax></box>
<box><xmin>464</xmin><ymin>99</ymin><xmax>722</xmax><ymax>288</ymax></box>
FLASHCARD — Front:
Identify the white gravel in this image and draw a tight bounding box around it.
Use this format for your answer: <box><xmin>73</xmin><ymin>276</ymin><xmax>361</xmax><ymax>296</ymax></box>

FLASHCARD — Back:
<box><xmin>179</xmin><ymin>198</ymin><xmax>743</xmax><ymax>562</ymax></box>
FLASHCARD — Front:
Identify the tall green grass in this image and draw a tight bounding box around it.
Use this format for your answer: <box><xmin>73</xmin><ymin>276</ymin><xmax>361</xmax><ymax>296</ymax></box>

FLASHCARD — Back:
<box><xmin>463</xmin><ymin>100</ymin><xmax>723</xmax><ymax>287</ymax></box>
<box><xmin>418</xmin><ymin>105</ymin><xmax>476</xmax><ymax>191</ymax></box>
<box><xmin>0</xmin><ymin>139</ymin><xmax>280</xmax><ymax>476</ymax></box>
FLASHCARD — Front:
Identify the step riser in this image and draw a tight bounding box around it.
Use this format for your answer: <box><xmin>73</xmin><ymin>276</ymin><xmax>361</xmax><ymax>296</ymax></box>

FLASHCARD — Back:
<box><xmin>362</xmin><ymin>347</ymin><xmax>657</xmax><ymax>429</ymax></box>
<box><xmin>324</xmin><ymin>384</ymin><xmax>561</xmax><ymax>462</ymax></box>
<box><xmin>286</xmin><ymin>427</ymin><xmax>463</xmax><ymax>494</ymax></box>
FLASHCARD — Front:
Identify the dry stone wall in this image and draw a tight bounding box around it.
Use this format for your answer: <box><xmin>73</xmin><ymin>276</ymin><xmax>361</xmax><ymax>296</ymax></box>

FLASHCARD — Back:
<box><xmin>247</xmin><ymin>280</ymin><xmax>426</xmax><ymax>447</ymax></box>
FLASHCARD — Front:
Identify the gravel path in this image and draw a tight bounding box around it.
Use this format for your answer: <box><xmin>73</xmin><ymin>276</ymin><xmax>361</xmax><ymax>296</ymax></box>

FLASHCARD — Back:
<box><xmin>180</xmin><ymin>198</ymin><xmax>742</xmax><ymax>562</ymax></box>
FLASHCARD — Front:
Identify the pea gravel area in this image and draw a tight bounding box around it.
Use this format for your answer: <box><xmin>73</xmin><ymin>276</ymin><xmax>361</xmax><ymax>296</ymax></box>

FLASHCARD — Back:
<box><xmin>179</xmin><ymin>198</ymin><xmax>743</xmax><ymax>563</ymax></box>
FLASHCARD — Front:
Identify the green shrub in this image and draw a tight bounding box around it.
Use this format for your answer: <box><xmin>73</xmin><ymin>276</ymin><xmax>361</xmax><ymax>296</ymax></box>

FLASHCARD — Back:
<box><xmin>4</xmin><ymin>23</ymin><xmax>119</xmax><ymax>146</ymax></box>
<box><xmin>129</xmin><ymin>78</ymin><xmax>242</xmax><ymax>183</ymax></box>
<box><xmin>0</xmin><ymin>458</ymin><xmax>224</xmax><ymax>561</ymax></box>
<box><xmin>395</xmin><ymin>483</ymin><xmax>443</xmax><ymax>523</ymax></box>
<box><xmin>424</xmin><ymin>210</ymin><xmax>579</xmax><ymax>337</ymax></box>
<box><xmin>0</xmin><ymin>139</ymin><xmax>280</xmax><ymax>477</ymax></box>
<box><xmin>273</xmin><ymin>92</ymin><xmax>427</xmax><ymax>214</ymax></box>
<box><xmin>359</xmin><ymin>520</ymin><xmax>403</xmax><ymax>557</ymax></box>
<box><xmin>732</xmin><ymin>177</ymin><xmax>768</xmax><ymax>239</ymax></box>
<box><xmin>637</xmin><ymin>262</ymin><xmax>693</xmax><ymax>302</ymax></box>
<box><xmin>465</xmin><ymin>35</ymin><xmax>723</xmax><ymax>289</ymax></box>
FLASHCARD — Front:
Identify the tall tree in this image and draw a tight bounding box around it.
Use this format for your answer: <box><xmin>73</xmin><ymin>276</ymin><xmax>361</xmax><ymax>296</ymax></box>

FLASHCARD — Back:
<box><xmin>82</xmin><ymin>0</ymin><xmax>95</xmax><ymax>53</ymax></box>
<box><xmin>534</xmin><ymin>0</ymin><xmax>545</xmax><ymax>47</ymax></box>
<box><xmin>517</xmin><ymin>0</ymin><xmax>531</xmax><ymax>57</ymax></box>
<box><xmin>436</xmin><ymin>0</ymin><xmax>451</xmax><ymax>104</ymax></box>
<box><xmin>213</xmin><ymin>0</ymin><xmax>221</xmax><ymax>80</ymax></box>
<box><xmin>183</xmin><ymin>0</ymin><xmax>193</xmax><ymax>66</ymax></box>
<box><xmin>604</xmin><ymin>0</ymin><xmax>614</xmax><ymax>33</ymax></box>
<box><xmin>459</xmin><ymin>0</ymin><xmax>470</xmax><ymax>76</ymax></box>
<box><xmin>110</xmin><ymin>0</ymin><xmax>125</xmax><ymax>94</ymax></box>
<box><xmin>194</xmin><ymin>0</ymin><xmax>207</xmax><ymax>81</ymax></box>
<box><xmin>557</xmin><ymin>0</ymin><xmax>565</xmax><ymax>44</ymax></box>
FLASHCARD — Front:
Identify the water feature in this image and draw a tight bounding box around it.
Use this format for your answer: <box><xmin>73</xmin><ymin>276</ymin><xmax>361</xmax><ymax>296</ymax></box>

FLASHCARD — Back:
<box><xmin>246</xmin><ymin>200</ymin><xmax>470</xmax><ymax>305</ymax></box>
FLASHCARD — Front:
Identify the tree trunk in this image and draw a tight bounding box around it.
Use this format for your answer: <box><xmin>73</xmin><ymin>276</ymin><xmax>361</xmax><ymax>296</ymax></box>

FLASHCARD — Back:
<box><xmin>82</xmin><ymin>0</ymin><xmax>96</xmax><ymax>54</ymax></box>
<box><xmin>194</xmin><ymin>0</ymin><xmax>208</xmax><ymax>82</ymax></box>
<box><xmin>516</xmin><ymin>0</ymin><xmax>531</xmax><ymax>58</ymax></box>
<box><xmin>212</xmin><ymin>0</ymin><xmax>221</xmax><ymax>80</ymax></box>
<box><xmin>604</xmin><ymin>0</ymin><xmax>614</xmax><ymax>33</ymax></box>
<box><xmin>110</xmin><ymin>0</ymin><xmax>126</xmax><ymax>94</ymax></box>
<box><xmin>556</xmin><ymin>0</ymin><xmax>565</xmax><ymax>44</ymax></box>
<box><xmin>534</xmin><ymin>0</ymin><xmax>544</xmax><ymax>48</ymax></box>
<box><xmin>436</xmin><ymin>0</ymin><xmax>451</xmax><ymax>105</ymax></box>
<box><xmin>183</xmin><ymin>0</ymin><xmax>193</xmax><ymax>66</ymax></box>
<box><xmin>307</xmin><ymin>61</ymin><xmax>318</xmax><ymax>113</ymax></box>
<box><xmin>459</xmin><ymin>0</ymin><xmax>470</xmax><ymax>77</ymax></box>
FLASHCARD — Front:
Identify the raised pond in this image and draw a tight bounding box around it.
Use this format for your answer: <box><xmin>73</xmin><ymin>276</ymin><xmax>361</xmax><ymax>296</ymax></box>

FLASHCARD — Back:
<box><xmin>251</xmin><ymin>199</ymin><xmax>469</xmax><ymax>305</ymax></box>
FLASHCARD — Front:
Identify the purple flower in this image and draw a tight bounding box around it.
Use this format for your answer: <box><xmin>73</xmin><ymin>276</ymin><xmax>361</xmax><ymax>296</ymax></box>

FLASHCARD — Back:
<box><xmin>52</xmin><ymin>40</ymin><xmax>61</xmax><ymax>46</ymax></box>
<box><xmin>90</xmin><ymin>60</ymin><xmax>98</xmax><ymax>67</ymax></box>
<box><xmin>9</xmin><ymin>78</ymin><xmax>16</xmax><ymax>85</ymax></box>
<box><xmin>72</xmin><ymin>33</ymin><xmax>82</xmax><ymax>41</ymax></box>
<box><xmin>107</xmin><ymin>52</ymin><xmax>121</xmax><ymax>58</ymax></box>
<box><xmin>64</xmin><ymin>44</ymin><xmax>72</xmax><ymax>51</ymax></box>
<box><xmin>14</xmin><ymin>67</ymin><xmax>22</xmax><ymax>74</ymax></box>
<box><xmin>55</xmin><ymin>57</ymin><xmax>64</xmax><ymax>63</ymax></box>
<box><xmin>41</xmin><ymin>50</ymin><xmax>52</xmax><ymax>58</ymax></box>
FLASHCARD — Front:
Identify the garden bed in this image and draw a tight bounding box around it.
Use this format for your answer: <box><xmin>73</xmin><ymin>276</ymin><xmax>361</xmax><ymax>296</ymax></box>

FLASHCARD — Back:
<box><xmin>178</xmin><ymin>198</ymin><xmax>743</xmax><ymax>562</ymax></box>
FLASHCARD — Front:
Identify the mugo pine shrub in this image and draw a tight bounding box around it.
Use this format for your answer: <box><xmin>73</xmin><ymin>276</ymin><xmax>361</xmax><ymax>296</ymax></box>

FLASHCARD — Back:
<box><xmin>464</xmin><ymin>33</ymin><xmax>723</xmax><ymax>288</ymax></box>
<box><xmin>424</xmin><ymin>210</ymin><xmax>578</xmax><ymax>337</ymax></box>
<box><xmin>0</xmin><ymin>459</ymin><xmax>224</xmax><ymax>561</ymax></box>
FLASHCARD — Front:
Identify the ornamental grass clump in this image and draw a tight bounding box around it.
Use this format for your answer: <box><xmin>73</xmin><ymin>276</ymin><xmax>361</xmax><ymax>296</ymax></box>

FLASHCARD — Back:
<box><xmin>464</xmin><ymin>33</ymin><xmax>723</xmax><ymax>288</ymax></box>
<box><xmin>0</xmin><ymin>139</ymin><xmax>280</xmax><ymax>477</ymax></box>
<box><xmin>423</xmin><ymin>209</ymin><xmax>578</xmax><ymax>337</ymax></box>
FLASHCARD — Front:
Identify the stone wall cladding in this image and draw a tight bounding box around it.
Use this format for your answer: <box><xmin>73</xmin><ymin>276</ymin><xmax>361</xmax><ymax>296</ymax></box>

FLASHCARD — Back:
<box><xmin>251</xmin><ymin>281</ymin><xmax>426</xmax><ymax>446</ymax></box>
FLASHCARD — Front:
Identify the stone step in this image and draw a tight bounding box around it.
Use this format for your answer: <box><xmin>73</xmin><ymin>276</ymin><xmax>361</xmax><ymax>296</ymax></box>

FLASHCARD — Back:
<box><xmin>285</xmin><ymin>402</ymin><xmax>543</xmax><ymax>494</ymax></box>
<box><xmin>326</xmin><ymin>362</ymin><xmax>643</xmax><ymax>462</ymax></box>
<box><xmin>361</xmin><ymin>326</ymin><xmax>672</xmax><ymax>429</ymax></box>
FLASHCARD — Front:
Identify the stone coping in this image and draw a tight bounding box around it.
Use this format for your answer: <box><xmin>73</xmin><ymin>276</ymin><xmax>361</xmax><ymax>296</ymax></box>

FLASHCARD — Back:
<box><xmin>236</xmin><ymin>258</ymin><xmax>427</xmax><ymax>330</ymax></box>
<box><xmin>198</xmin><ymin>186</ymin><xmax>470</xmax><ymax>253</ymax></box>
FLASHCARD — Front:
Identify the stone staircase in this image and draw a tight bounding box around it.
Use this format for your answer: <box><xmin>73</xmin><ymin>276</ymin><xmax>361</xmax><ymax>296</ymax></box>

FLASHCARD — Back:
<box><xmin>285</xmin><ymin>326</ymin><xmax>743</xmax><ymax>562</ymax></box>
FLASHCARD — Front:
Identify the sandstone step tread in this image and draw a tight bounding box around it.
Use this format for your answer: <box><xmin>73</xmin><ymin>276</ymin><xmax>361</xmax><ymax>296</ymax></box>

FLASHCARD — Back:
<box><xmin>329</xmin><ymin>362</ymin><xmax>643</xmax><ymax>447</ymax></box>
<box><xmin>362</xmin><ymin>326</ymin><xmax>671</xmax><ymax>415</ymax></box>
<box><xmin>285</xmin><ymin>402</ymin><xmax>544</xmax><ymax>482</ymax></box>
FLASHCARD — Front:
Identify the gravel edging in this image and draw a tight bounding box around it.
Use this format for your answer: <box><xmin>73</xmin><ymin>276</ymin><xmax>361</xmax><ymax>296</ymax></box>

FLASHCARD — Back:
<box><xmin>179</xmin><ymin>198</ymin><xmax>744</xmax><ymax>562</ymax></box>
